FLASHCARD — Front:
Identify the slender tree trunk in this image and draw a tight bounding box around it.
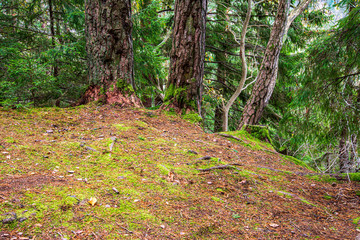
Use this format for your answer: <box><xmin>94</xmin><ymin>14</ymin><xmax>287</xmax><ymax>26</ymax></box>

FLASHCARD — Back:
<box><xmin>81</xmin><ymin>0</ymin><xmax>140</xmax><ymax>106</ymax></box>
<box><xmin>48</xmin><ymin>0</ymin><xmax>58</xmax><ymax>77</ymax></box>
<box><xmin>339</xmin><ymin>127</ymin><xmax>351</xmax><ymax>173</ymax></box>
<box><xmin>213</xmin><ymin>0</ymin><xmax>230</xmax><ymax>132</ymax></box>
<box><xmin>222</xmin><ymin>0</ymin><xmax>252</xmax><ymax>131</ymax></box>
<box><xmin>166</xmin><ymin>0</ymin><xmax>207</xmax><ymax>115</ymax></box>
<box><xmin>238</xmin><ymin>0</ymin><xmax>290</xmax><ymax>129</ymax></box>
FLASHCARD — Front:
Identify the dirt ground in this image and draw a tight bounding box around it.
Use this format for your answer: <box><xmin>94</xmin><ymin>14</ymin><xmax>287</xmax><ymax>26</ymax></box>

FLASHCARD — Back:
<box><xmin>0</xmin><ymin>105</ymin><xmax>360</xmax><ymax>239</ymax></box>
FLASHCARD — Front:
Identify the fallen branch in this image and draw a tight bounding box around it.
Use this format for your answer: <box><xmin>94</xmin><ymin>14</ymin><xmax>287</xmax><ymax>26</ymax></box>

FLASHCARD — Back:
<box><xmin>80</xmin><ymin>143</ymin><xmax>99</xmax><ymax>152</ymax></box>
<box><xmin>187</xmin><ymin>156</ymin><xmax>217</xmax><ymax>165</ymax></box>
<box><xmin>197</xmin><ymin>163</ymin><xmax>243</xmax><ymax>172</ymax></box>
<box><xmin>116</xmin><ymin>223</ymin><xmax>134</xmax><ymax>234</ymax></box>
<box><xmin>109</xmin><ymin>137</ymin><xmax>117</xmax><ymax>152</ymax></box>
<box><xmin>217</xmin><ymin>133</ymin><xmax>243</xmax><ymax>142</ymax></box>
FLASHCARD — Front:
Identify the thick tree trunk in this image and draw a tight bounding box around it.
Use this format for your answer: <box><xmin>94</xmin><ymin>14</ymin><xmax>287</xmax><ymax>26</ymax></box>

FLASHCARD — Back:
<box><xmin>166</xmin><ymin>0</ymin><xmax>207</xmax><ymax>115</ymax></box>
<box><xmin>238</xmin><ymin>0</ymin><xmax>290</xmax><ymax>129</ymax></box>
<box><xmin>83</xmin><ymin>0</ymin><xmax>140</xmax><ymax>106</ymax></box>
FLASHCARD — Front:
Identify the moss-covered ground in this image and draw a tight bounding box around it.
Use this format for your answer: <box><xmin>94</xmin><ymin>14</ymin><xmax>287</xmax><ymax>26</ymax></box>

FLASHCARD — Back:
<box><xmin>0</xmin><ymin>105</ymin><xmax>359</xmax><ymax>239</ymax></box>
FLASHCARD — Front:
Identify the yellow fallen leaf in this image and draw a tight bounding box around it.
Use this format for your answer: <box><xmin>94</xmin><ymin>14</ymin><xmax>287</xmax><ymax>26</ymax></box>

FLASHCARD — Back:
<box><xmin>88</xmin><ymin>197</ymin><xmax>97</xmax><ymax>206</ymax></box>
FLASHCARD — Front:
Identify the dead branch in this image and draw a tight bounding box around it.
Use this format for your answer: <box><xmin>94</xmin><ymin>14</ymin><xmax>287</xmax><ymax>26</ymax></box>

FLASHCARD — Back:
<box><xmin>217</xmin><ymin>133</ymin><xmax>243</xmax><ymax>142</ymax></box>
<box><xmin>197</xmin><ymin>163</ymin><xmax>243</xmax><ymax>172</ymax></box>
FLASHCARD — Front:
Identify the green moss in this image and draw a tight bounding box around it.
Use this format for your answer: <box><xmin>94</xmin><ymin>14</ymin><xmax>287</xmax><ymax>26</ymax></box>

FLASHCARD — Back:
<box><xmin>306</xmin><ymin>175</ymin><xmax>337</xmax><ymax>183</ymax></box>
<box><xmin>164</xmin><ymin>84</ymin><xmax>195</xmax><ymax>109</ymax></box>
<box><xmin>283</xmin><ymin>155</ymin><xmax>315</xmax><ymax>171</ymax></box>
<box><xmin>182</xmin><ymin>113</ymin><xmax>202</xmax><ymax>124</ymax></box>
<box><xmin>211</xmin><ymin>196</ymin><xmax>221</xmax><ymax>202</ymax></box>
<box><xmin>353</xmin><ymin>217</ymin><xmax>360</xmax><ymax>225</ymax></box>
<box><xmin>221</xmin><ymin>130</ymin><xmax>274</xmax><ymax>151</ymax></box>
<box><xmin>242</xmin><ymin>125</ymin><xmax>273</xmax><ymax>146</ymax></box>
<box><xmin>113</xmin><ymin>123</ymin><xmax>132</xmax><ymax>131</ymax></box>
<box><xmin>116</xmin><ymin>79</ymin><xmax>134</xmax><ymax>94</ymax></box>
<box><xmin>323</xmin><ymin>194</ymin><xmax>332</xmax><ymax>200</ymax></box>
<box><xmin>344</xmin><ymin>173</ymin><xmax>360</xmax><ymax>182</ymax></box>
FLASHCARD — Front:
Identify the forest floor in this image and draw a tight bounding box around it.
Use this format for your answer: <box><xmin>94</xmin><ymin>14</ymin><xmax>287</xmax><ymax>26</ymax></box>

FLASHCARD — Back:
<box><xmin>0</xmin><ymin>105</ymin><xmax>360</xmax><ymax>240</ymax></box>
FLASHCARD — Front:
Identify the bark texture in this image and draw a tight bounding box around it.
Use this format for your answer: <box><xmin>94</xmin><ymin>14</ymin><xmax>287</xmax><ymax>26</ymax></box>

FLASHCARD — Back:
<box><xmin>238</xmin><ymin>0</ymin><xmax>289</xmax><ymax>129</ymax></box>
<box><xmin>83</xmin><ymin>0</ymin><xmax>140</xmax><ymax>106</ymax></box>
<box><xmin>166</xmin><ymin>0</ymin><xmax>207</xmax><ymax>115</ymax></box>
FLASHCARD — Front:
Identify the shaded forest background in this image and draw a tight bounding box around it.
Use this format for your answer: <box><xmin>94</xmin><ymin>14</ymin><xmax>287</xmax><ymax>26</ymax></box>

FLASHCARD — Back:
<box><xmin>0</xmin><ymin>0</ymin><xmax>359</xmax><ymax>173</ymax></box>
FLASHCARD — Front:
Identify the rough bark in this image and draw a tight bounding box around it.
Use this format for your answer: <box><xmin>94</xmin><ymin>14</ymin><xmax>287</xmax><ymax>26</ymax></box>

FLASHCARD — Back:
<box><xmin>238</xmin><ymin>0</ymin><xmax>290</xmax><ymax>129</ymax></box>
<box><xmin>82</xmin><ymin>0</ymin><xmax>140</xmax><ymax>106</ymax></box>
<box><xmin>166</xmin><ymin>0</ymin><xmax>207</xmax><ymax>115</ymax></box>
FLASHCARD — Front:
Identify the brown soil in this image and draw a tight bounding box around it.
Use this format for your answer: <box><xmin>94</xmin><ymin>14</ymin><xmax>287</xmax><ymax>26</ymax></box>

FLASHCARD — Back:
<box><xmin>0</xmin><ymin>105</ymin><xmax>359</xmax><ymax>240</ymax></box>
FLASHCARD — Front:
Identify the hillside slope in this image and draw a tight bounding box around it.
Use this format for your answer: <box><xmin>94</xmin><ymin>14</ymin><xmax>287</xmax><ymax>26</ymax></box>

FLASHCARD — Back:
<box><xmin>0</xmin><ymin>105</ymin><xmax>360</xmax><ymax>239</ymax></box>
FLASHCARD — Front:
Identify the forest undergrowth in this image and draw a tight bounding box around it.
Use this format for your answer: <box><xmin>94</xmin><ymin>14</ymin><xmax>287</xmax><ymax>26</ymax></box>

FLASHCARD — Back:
<box><xmin>0</xmin><ymin>105</ymin><xmax>359</xmax><ymax>239</ymax></box>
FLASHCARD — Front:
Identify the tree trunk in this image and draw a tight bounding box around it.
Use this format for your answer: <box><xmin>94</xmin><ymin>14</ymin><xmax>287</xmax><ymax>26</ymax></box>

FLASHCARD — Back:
<box><xmin>213</xmin><ymin>0</ymin><xmax>230</xmax><ymax>132</ymax></box>
<box><xmin>165</xmin><ymin>0</ymin><xmax>207</xmax><ymax>115</ymax></box>
<box><xmin>48</xmin><ymin>0</ymin><xmax>58</xmax><ymax>77</ymax></box>
<box><xmin>339</xmin><ymin>127</ymin><xmax>351</xmax><ymax>173</ymax></box>
<box><xmin>222</xmin><ymin>0</ymin><xmax>252</xmax><ymax>132</ymax></box>
<box><xmin>238</xmin><ymin>0</ymin><xmax>290</xmax><ymax>129</ymax></box>
<box><xmin>82</xmin><ymin>0</ymin><xmax>140</xmax><ymax>106</ymax></box>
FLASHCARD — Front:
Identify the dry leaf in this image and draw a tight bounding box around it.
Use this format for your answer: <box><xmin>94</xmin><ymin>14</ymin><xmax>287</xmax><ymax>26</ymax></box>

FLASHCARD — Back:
<box><xmin>88</xmin><ymin>197</ymin><xmax>97</xmax><ymax>206</ymax></box>
<box><xmin>269</xmin><ymin>223</ymin><xmax>279</xmax><ymax>228</ymax></box>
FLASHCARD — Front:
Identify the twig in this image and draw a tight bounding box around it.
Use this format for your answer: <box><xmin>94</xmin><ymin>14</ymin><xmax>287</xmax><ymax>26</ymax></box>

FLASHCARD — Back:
<box><xmin>196</xmin><ymin>156</ymin><xmax>212</xmax><ymax>160</ymax></box>
<box><xmin>80</xmin><ymin>143</ymin><xmax>99</xmax><ymax>152</ymax></box>
<box><xmin>116</xmin><ymin>223</ymin><xmax>133</xmax><ymax>234</ymax></box>
<box><xmin>109</xmin><ymin>137</ymin><xmax>117</xmax><ymax>152</ymax></box>
<box><xmin>197</xmin><ymin>163</ymin><xmax>243</xmax><ymax>172</ymax></box>
<box><xmin>217</xmin><ymin>133</ymin><xmax>243</xmax><ymax>142</ymax></box>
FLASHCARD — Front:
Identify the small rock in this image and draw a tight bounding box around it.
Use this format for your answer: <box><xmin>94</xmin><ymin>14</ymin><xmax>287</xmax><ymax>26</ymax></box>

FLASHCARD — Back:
<box><xmin>3</xmin><ymin>217</ymin><xmax>16</xmax><ymax>224</ymax></box>
<box><xmin>105</xmin><ymin>205</ymin><xmax>110</xmax><ymax>208</ymax></box>
<box><xmin>18</xmin><ymin>232</ymin><xmax>23</xmax><ymax>235</ymax></box>
<box><xmin>34</xmin><ymin>223</ymin><xmax>42</xmax><ymax>227</ymax></box>
<box><xmin>207</xmin><ymin>182</ymin><xmax>212</xmax><ymax>185</ymax></box>
<box><xmin>68</xmin><ymin>170</ymin><xmax>75</xmax><ymax>174</ymax></box>
<box><xmin>180</xmin><ymin>232</ymin><xmax>185</xmax><ymax>235</ymax></box>
<box><xmin>117</xmin><ymin>176</ymin><xmax>125</xmax><ymax>180</ymax></box>
<box><xmin>134</xmin><ymin>199</ymin><xmax>139</xmax><ymax>203</ymax></box>
<box><xmin>311</xmin><ymin>184</ymin><xmax>316</xmax><ymax>187</ymax></box>
<box><xmin>46</xmin><ymin>130</ymin><xmax>53</xmax><ymax>133</ymax></box>
<box><xmin>18</xmin><ymin>217</ymin><xmax>27</xmax><ymax>222</ymax></box>
<box><xmin>112</xmin><ymin>187</ymin><xmax>119</xmax><ymax>194</ymax></box>
<box><xmin>331</xmin><ymin>182</ymin><xmax>337</xmax><ymax>187</ymax></box>
<box><xmin>160</xmin><ymin>225</ymin><xmax>165</xmax><ymax>229</ymax></box>
<box><xmin>187</xmin><ymin>150</ymin><xmax>198</xmax><ymax>154</ymax></box>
